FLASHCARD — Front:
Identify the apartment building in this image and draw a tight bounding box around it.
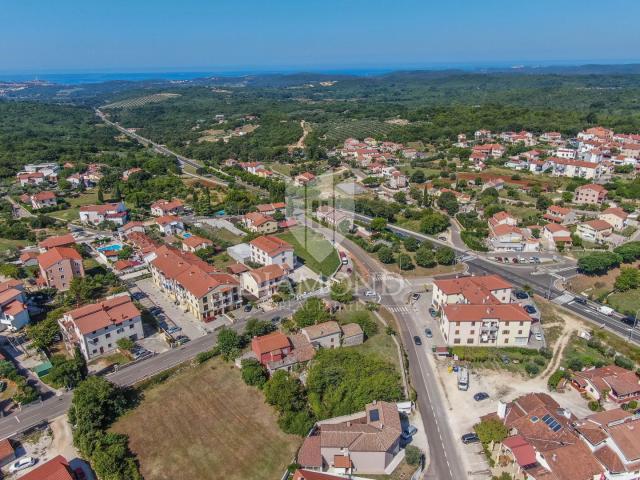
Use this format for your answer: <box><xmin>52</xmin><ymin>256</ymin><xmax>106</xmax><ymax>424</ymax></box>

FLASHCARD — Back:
<box><xmin>149</xmin><ymin>245</ymin><xmax>241</xmax><ymax>322</ymax></box>
<box><xmin>37</xmin><ymin>246</ymin><xmax>85</xmax><ymax>291</ymax></box>
<box><xmin>150</xmin><ymin>198</ymin><xmax>184</xmax><ymax>217</ymax></box>
<box><xmin>155</xmin><ymin>216</ymin><xmax>185</xmax><ymax>235</ymax></box>
<box><xmin>58</xmin><ymin>294</ymin><xmax>143</xmax><ymax>360</ymax></box>
<box><xmin>79</xmin><ymin>202</ymin><xmax>127</xmax><ymax>226</ymax></box>
<box><xmin>576</xmin><ymin>220</ymin><xmax>614</xmax><ymax>243</ymax></box>
<box><xmin>249</xmin><ymin>235</ymin><xmax>295</xmax><ymax>269</ymax></box>
<box><xmin>599</xmin><ymin>207</ymin><xmax>628</xmax><ymax>231</ymax></box>
<box><xmin>29</xmin><ymin>191</ymin><xmax>57</xmax><ymax>210</ymax></box>
<box><xmin>240</xmin><ymin>264</ymin><xmax>289</xmax><ymax>300</ymax></box>
<box><xmin>548</xmin><ymin>158</ymin><xmax>602</xmax><ymax>179</ymax></box>
<box><xmin>542</xmin><ymin>205</ymin><xmax>576</xmax><ymax>225</ymax></box>
<box><xmin>432</xmin><ymin>275</ymin><xmax>513</xmax><ymax>310</ymax></box>
<box><xmin>0</xmin><ymin>280</ymin><xmax>30</xmax><ymax>330</ymax></box>
<box><xmin>574</xmin><ymin>184</ymin><xmax>608</xmax><ymax>205</ymax></box>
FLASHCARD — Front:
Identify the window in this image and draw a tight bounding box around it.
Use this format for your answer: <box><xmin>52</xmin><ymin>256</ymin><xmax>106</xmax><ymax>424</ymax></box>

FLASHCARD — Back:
<box><xmin>502</xmin><ymin>330</ymin><xmax>510</xmax><ymax>335</ymax></box>
<box><xmin>504</xmin><ymin>338</ymin><xmax>509</xmax><ymax>344</ymax></box>
<box><xmin>518</xmin><ymin>330</ymin><xmax>523</xmax><ymax>335</ymax></box>
<box><xmin>519</xmin><ymin>321</ymin><xmax>524</xmax><ymax>326</ymax></box>
<box><xmin>129</xmin><ymin>324</ymin><xmax>134</xmax><ymax>329</ymax></box>
<box><xmin>453</xmin><ymin>338</ymin><xmax>461</xmax><ymax>344</ymax></box>
<box><xmin>108</xmin><ymin>343</ymin><xmax>112</xmax><ymax>348</ymax></box>
<box><xmin>467</xmin><ymin>338</ymin><xmax>474</xmax><ymax>344</ymax></box>
<box><xmin>106</xmin><ymin>333</ymin><xmax>111</xmax><ymax>339</ymax></box>
<box><xmin>470</xmin><ymin>330</ymin><xmax>475</xmax><ymax>335</ymax></box>
<box><xmin>455</xmin><ymin>330</ymin><xmax>460</xmax><ymax>335</ymax></box>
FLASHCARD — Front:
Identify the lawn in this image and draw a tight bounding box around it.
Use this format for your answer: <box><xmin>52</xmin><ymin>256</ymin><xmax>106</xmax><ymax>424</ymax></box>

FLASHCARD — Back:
<box><xmin>112</xmin><ymin>359</ymin><xmax>300</xmax><ymax>480</ymax></box>
<box><xmin>50</xmin><ymin>191</ymin><xmax>100</xmax><ymax>222</ymax></box>
<box><xmin>277</xmin><ymin>227</ymin><xmax>340</xmax><ymax>277</ymax></box>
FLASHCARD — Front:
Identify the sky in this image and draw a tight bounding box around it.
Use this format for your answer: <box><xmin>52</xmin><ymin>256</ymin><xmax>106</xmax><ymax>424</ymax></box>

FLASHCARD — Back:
<box><xmin>1</xmin><ymin>0</ymin><xmax>639</xmax><ymax>73</ymax></box>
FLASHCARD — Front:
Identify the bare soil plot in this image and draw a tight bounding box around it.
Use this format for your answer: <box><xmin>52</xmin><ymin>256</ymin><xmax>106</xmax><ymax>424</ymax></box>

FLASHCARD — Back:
<box><xmin>112</xmin><ymin>360</ymin><xmax>300</xmax><ymax>480</ymax></box>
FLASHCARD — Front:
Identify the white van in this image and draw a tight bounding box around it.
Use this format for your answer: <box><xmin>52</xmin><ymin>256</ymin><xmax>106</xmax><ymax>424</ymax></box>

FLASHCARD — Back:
<box><xmin>598</xmin><ymin>305</ymin><xmax>614</xmax><ymax>316</ymax></box>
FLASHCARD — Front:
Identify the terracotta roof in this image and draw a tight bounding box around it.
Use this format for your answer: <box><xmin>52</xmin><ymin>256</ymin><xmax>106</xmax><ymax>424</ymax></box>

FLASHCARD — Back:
<box><xmin>544</xmin><ymin>223</ymin><xmax>570</xmax><ymax>234</ymax></box>
<box><xmin>549</xmin><ymin>157</ymin><xmax>601</xmax><ymax>169</ymax></box>
<box><xmin>33</xmin><ymin>191</ymin><xmax>56</xmax><ymax>201</ymax></box>
<box><xmin>19</xmin><ymin>455</ymin><xmax>73</xmax><ymax>480</ymax></box>
<box><xmin>302</xmin><ymin>321</ymin><xmax>341</xmax><ymax>340</ymax></box>
<box><xmin>39</xmin><ymin>233</ymin><xmax>76</xmax><ymax>250</ymax></box>
<box><xmin>65</xmin><ymin>295</ymin><xmax>140</xmax><ymax>335</ymax></box>
<box><xmin>256</xmin><ymin>202</ymin><xmax>286</xmax><ymax>213</ymax></box>
<box><xmin>0</xmin><ymin>438</ymin><xmax>13</xmax><ymax>460</ymax></box>
<box><xmin>594</xmin><ymin>445</ymin><xmax>626</xmax><ymax>474</ymax></box>
<box><xmin>583</xmin><ymin>219</ymin><xmax>613</xmax><ymax>231</ymax></box>
<box><xmin>548</xmin><ymin>205</ymin><xmax>571</xmax><ymax>216</ymax></box>
<box><xmin>156</xmin><ymin>215</ymin><xmax>183</xmax><ymax>226</ymax></box>
<box><xmin>249</xmin><ymin>235</ymin><xmax>293</xmax><ymax>256</ymax></box>
<box><xmin>244</xmin><ymin>212</ymin><xmax>275</xmax><ymax>227</ymax></box>
<box><xmin>79</xmin><ymin>202</ymin><xmax>122</xmax><ymax>213</ymax></box>
<box><xmin>248</xmin><ymin>264</ymin><xmax>288</xmax><ymax>283</ymax></box>
<box><xmin>37</xmin><ymin>246</ymin><xmax>82</xmax><ymax>270</ymax></box>
<box><xmin>576</xmin><ymin>183</ymin><xmax>607</xmax><ymax>193</ymax></box>
<box><xmin>252</xmin><ymin>331</ymin><xmax>290</xmax><ymax>355</ymax></box>
<box><xmin>492</xmin><ymin>224</ymin><xmax>523</xmax><ymax>237</ymax></box>
<box><xmin>0</xmin><ymin>279</ymin><xmax>22</xmax><ymax>293</ymax></box>
<box><xmin>341</xmin><ymin>323</ymin><xmax>363</xmax><ymax>338</ymax></box>
<box><xmin>0</xmin><ymin>288</ymin><xmax>22</xmax><ymax>305</ymax></box>
<box><xmin>3</xmin><ymin>300</ymin><xmax>26</xmax><ymax>316</ymax></box>
<box><xmin>227</xmin><ymin>263</ymin><xmax>250</xmax><ymax>274</ymax></box>
<box><xmin>443</xmin><ymin>304</ymin><xmax>531</xmax><ymax>323</ymax></box>
<box><xmin>601</xmin><ymin>207</ymin><xmax>628</xmax><ymax>219</ymax></box>
<box><xmin>182</xmin><ymin>235</ymin><xmax>213</xmax><ymax>249</ymax></box>
<box><xmin>151</xmin><ymin>199</ymin><xmax>183</xmax><ymax>212</ymax></box>
<box><xmin>333</xmin><ymin>455</ymin><xmax>352</xmax><ymax>468</ymax></box>
<box><xmin>503</xmin><ymin>435</ymin><xmax>536</xmax><ymax>467</ymax></box>
<box><xmin>297</xmin><ymin>435</ymin><xmax>322</xmax><ymax>468</ymax></box>
<box><xmin>543</xmin><ymin>442</ymin><xmax>603</xmax><ymax>480</ymax></box>
<box><xmin>120</xmin><ymin>221</ymin><xmax>145</xmax><ymax>232</ymax></box>
<box><xmin>434</xmin><ymin>275</ymin><xmax>512</xmax><ymax>304</ymax></box>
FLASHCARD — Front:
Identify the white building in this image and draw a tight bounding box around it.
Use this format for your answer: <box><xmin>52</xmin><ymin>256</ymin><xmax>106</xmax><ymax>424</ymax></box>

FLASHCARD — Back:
<box><xmin>0</xmin><ymin>280</ymin><xmax>30</xmax><ymax>331</ymax></box>
<box><xmin>240</xmin><ymin>264</ymin><xmax>289</xmax><ymax>300</ymax></box>
<box><xmin>79</xmin><ymin>202</ymin><xmax>127</xmax><ymax>226</ymax></box>
<box><xmin>249</xmin><ymin>236</ymin><xmax>295</xmax><ymax>269</ymax></box>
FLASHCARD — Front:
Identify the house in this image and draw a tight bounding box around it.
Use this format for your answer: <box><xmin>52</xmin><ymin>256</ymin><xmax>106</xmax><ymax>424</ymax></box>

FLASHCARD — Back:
<box><xmin>37</xmin><ymin>246</ymin><xmax>85</xmax><ymax>291</ymax></box>
<box><xmin>79</xmin><ymin>202</ymin><xmax>127</xmax><ymax>226</ymax></box>
<box><xmin>432</xmin><ymin>275</ymin><xmax>513</xmax><ymax>310</ymax></box>
<box><xmin>19</xmin><ymin>250</ymin><xmax>39</xmax><ymax>267</ymax></box>
<box><xmin>541</xmin><ymin>132</ymin><xmax>563</xmax><ymax>143</ymax></box>
<box><xmin>473</xmin><ymin>143</ymin><xmax>505</xmax><ymax>159</ymax></box>
<box><xmin>240</xmin><ymin>264</ymin><xmax>289</xmax><ymax>300</ymax></box>
<box><xmin>251</xmin><ymin>331</ymin><xmax>292</xmax><ymax>365</ymax></box>
<box><xmin>574</xmin><ymin>184</ymin><xmax>608</xmax><ymax>205</ymax></box>
<box><xmin>388</xmin><ymin>171</ymin><xmax>407</xmax><ymax>189</ymax></box>
<box><xmin>149</xmin><ymin>245</ymin><xmax>241</xmax><ymax>322</ymax></box>
<box><xmin>256</xmin><ymin>202</ymin><xmax>287</xmax><ymax>215</ymax></box>
<box><xmin>341</xmin><ymin>323</ymin><xmax>364</xmax><ymax>346</ymax></box>
<box><xmin>242</xmin><ymin>212</ymin><xmax>278</xmax><ymax>234</ymax></box>
<box><xmin>543</xmin><ymin>205</ymin><xmax>576</xmax><ymax>225</ymax></box>
<box><xmin>489</xmin><ymin>224</ymin><xmax>540</xmax><ymax>252</ymax></box>
<box><xmin>490</xmin><ymin>393</ymin><xmax>604</xmax><ymax>480</ymax></box>
<box><xmin>29</xmin><ymin>191</ymin><xmax>57</xmax><ymax>210</ymax></box>
<box><xmin>182</xmin><ymin>235</ymin><xmax>213</xmax><ymax>252</ymax></box>
<box><xmin>19</xmin><ymin>455</ymin><xmax>74</xmax><ymax>480</ymax></box>
<box><xmin>58</xmin><ymin>294</ymin><xmax>144</xmax><ymax>360</ymax></box>
<box><xmin>488</xmin><ymin>211</ymin><xmax>518</xmax><ymax>229</ymax></box>
<box><xmin>297</xmin><ymin>401</ymin><xmax>402</xmax><ymax>475</ymax></box>
<box><xmin>315</xmin><ymin>206</ymin><xmax>353</xmax><ymax>230</ymax></box>
<box><xmin>0</xmin><ymin>279</ymin><xmax>30</xmax><ymax>330</ymax></box>
<box><xmin>548</xmin><ymin>157</ymin><xmax>603</xmax><ymax>179</ymax></box>
<box><xmin>542</xmin><ymin>223</ymin><xmax>572</xmax><ymax>250</ymax></box>
<box><xmin>599</xmin><ymin>208</ymin><xmax>628</xmax><ymax>231</ymax></box>
<box><xmin>555</xmin><ymin>147</ymin><xmax>577</xmax><ymax>159</ymax></box>
<box><xmin>122</xmin><ymin>167</ymin><xmax>143</xmax><ymax>180</ymax></box>
<box><xmin>16</xmin><ymin>171</ymin><xmax>45</xmax><ymax>186</ymax></box>
<box><xmin>440</xmin><ymin>303</ymin><xmax>531</xmax><ymax>346</ymax></box>
<box><xmin>249</xmin><ymin>235</ymin><xmax>295</xmax><ymax>269</ymax></box>
<box><xmin>150</xmin><ymin>198</ymin><xmax>184</xmax><ymax>217</ymax></box>
<box><xmin>156</xmin><ymin>215</ymin><xmax>185</xmax><ymax>235</ymax></box>
<box><xmin>576</xmin><ymin>220</ymin><xmax>614</xmax><ymax>243</ymax></box>
<box><xmin>239</xmin><ymin>161</ymin><xmax>264</xmax><ymax>174</ymax></box>
<box><xmin>0</xmin><ymin>438</ymin><xmax>15</xmax><ymax>467</ymax></box>
<box><xmin>295</xmin><ymin>172</ymin><xmax>316</xmax><ymax>186</ymax></box>
<box><xmin>572</xmin><ymin>365</ymin><xmax>640</xmax><ymax>403</ymax></box>
<box><xmin>39</xmin><ymin>233</ymin><xmax>76</xmax><ymax>251</ymax></box>
<box><xmin>118</xmin><ymin>221</ymin><xmax>146</xmax><ymax>239</ymax></box>
<box><xmin>302</xmin><ymin>321</ymin><xmax>342</xmax><ymax>349</ymax></box>
<box><xmin>227</xmin><ymin>243</ymin><xmax>252</xmax><ymax>264</ymax></box>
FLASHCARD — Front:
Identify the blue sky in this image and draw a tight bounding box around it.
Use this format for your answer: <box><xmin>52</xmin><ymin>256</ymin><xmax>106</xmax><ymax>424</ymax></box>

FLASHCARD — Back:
<box><xmin>1</xmin><ymin>0</ymin><xmax>639</xmax><ymax>73</ymax></box>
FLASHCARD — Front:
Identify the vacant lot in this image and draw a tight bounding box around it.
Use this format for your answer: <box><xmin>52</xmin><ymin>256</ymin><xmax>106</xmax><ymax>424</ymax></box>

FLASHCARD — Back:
<box><xmin>50</xmin><ymin>191</ymin><xmax>100</xmax><ymax>222</ymax></box>
<box><xmin>112</xmin><ymin>360</ymin><xmax>300</xmax><ymax>480</ymax></box>
<box><xmin>278</xmin><ymin>227</ymin><xmax>340</xmax><ymax>276</ymax></box>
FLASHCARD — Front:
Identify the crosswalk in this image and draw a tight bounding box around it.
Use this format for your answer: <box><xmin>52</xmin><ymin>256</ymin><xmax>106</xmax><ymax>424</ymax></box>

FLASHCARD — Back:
<box><xmin>552</xmin><ymin>293</ymin><xmax>575</xmax><ymax>305</ymax></box>
<box><xmin>384</xmin><ymin>304</ymin><xmax>413</xmax><ymax>314</ymax></box>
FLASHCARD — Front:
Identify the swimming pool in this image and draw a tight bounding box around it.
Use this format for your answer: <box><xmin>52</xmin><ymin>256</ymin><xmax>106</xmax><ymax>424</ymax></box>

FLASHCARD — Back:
<box><xmin>98</xmin><ymin>244</ymin><xmax>122</xmax><ymax>252</ymax></box>
<box><xmin>182</xmin><ymin>233</ymin><xmax>192</xmax><ymax>238</ymax></box>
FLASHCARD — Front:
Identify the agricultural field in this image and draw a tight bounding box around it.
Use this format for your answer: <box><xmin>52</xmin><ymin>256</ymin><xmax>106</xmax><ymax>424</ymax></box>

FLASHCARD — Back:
<box><xmin>318</xmin><ymin>119</ymin><xmax>400</xmax><ymax>144</ymax></box>
<box><xmin>112</xmin><ymin>359</ymin><xmax>301</xmax><ymax>480</ymax></box>
<box><xmin>102</xmin><ymin>93</ymin><xmax>181</xmax><ymax>110</ymax></box>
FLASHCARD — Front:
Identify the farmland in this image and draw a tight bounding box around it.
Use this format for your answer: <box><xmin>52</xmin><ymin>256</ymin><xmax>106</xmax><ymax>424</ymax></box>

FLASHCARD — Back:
<box><xmin>102</xmin><ymin>93</ymin><xmax>181</xmax><ymax>110</ymax></box>
<box><xmin>112</xmin><ymin>359</ymin><xmax>300</xmax><ymax>480</ymax></box>
<box><xmin>318</xmin><ymin>119</ymin><xmax>400</xmax><ymax>144</ymax></box>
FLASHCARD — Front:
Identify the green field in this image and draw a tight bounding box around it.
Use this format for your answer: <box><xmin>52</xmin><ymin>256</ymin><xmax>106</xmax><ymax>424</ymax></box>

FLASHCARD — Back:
<box><xmin>277</xmin><ymin>226</ymin><xmax>340</xmax><ymax>276</ymax></box>
<box><xmin>318</xmin><ymin>119</ymin><xmax>399</xmax><ymax>144</ymax></box>
<box><xmin>50</xmin><ymin>191</ymin><xmax>100</xmax><ymax>222</ymax></box>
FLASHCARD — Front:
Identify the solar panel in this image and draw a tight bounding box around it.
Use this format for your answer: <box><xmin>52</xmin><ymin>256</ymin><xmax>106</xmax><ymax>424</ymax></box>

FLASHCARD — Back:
<box><xmin>530</xmin><ymin>416</ymin><xmax>539</xmax><ymax>423</ymax></box>
<box><xmin>552</xmin><ymin>424</ymin><xmax>562</xmax><ymax>432</ymax></box>
<box><xmin>542</xmin><ymin>414</ymin><xmax>551</xmax><ymax>422</ymax></box>
<box><xmin>369</xmin><ymin>409</ymin><xmax>380</xmax><ymax>422</ymax></box>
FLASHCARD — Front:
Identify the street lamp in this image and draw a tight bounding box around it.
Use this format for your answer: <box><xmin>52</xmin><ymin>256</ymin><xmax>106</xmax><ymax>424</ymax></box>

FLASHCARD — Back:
<box><xmin>629</xmin><ymin>309</ymin><xmax>640</xmax><ymax>343</ymax></box>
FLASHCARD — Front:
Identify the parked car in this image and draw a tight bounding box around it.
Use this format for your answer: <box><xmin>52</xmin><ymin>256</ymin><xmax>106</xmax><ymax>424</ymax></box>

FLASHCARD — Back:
<box><xmin>461</xmin><ymin>433</ymin><xmax>480</xmax><ymax>444</ymax></box>
<box><xmin>574</xmin><ymin>296</ymin><xmax>588</xmax><ymax>305</ymax></box>
<box><xmin>438</xmin><ymin>236</ymin><xmax>447</xmax><ymax>241</ymax></box>
<box><xmin>74</xmin><ymin>467</ymin><xmax>87</xmax><ymax>480</ymax></box>
<box><xmin>524</xmin><ymin>305</ymin><xmax>537</xmax><ymax>315</ymax></box>
<box><xmin>271</xmin><ymin>316</ymin><xmax>281</xmax><ymax>323</ymax></box>
<box><xmin>401</xmin><ymin>425</ymin><xmax>418</xmax><ymax>440</ymax></box>
<box><xmin>514</xmin><ymin>290</ymin><xmax>529</xmax><ymax>300</ymax></box>
<box><xmin>9</xmin><ymin>457</ymin><xmax>36</xmax><ymax>473</ymax></box>
<box><xmin>429</xmin><ymin>308</ymin><xmax>437</xmax><ymax>317</ymax></box>
<box><xmin>535</xmin><ymin>332</ymin><xmax>543</xmax><ymax>341</ymax></box>
<box><xmin>165</xmin><ymin>326</ymin><xmax>181</xmax><ymax>335</ymax></box>
<box><xmin>473</xmin><ymin>392</ymin><xmax>489</xmax><ymax>402</ymax></box>
<box><xmin>244</xmin><ymin>304</ymin><xmax>253</xmax><ymax>312</ymax></box>
<box><xmin>174</xmin><ymin>335</ymin><xmax>190</xmax><ymax>345</ymax></box>
<box><xmin>411</xmin><ymin>293</ymin><xmax>421</xmax><ymax>301</ymax></box>
<box><xmin>425</xmin><ymin>328</ymin><xmax>433</xmax><ymax>338</ymax></box>
<box><xmin>413</xmin><ymin>336</ymin><xmax>422</xmax><ymax>346</ymax></box>
<box><xmin>364</xmin><ymin>290</ymin><xmax>377</xmax><ymax>297</ymax></box>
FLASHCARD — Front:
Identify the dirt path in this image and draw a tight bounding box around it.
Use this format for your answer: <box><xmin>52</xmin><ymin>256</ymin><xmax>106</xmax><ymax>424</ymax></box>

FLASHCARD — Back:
<box><xmin>288</xmin><ymin>120</ymin><xmax>310</xmax><ymax>151</ymax></box>
<box><xmin>540</xmin><ymin>311</ymin><xmax>584</xmax><ymax>379</ymax></box>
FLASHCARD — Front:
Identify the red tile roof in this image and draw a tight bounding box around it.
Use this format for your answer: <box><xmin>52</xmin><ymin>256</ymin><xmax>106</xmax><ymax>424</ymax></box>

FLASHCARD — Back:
<box><xmin>182</xmin><ymin>235</ymin><xmax>213</xmax><ymax>249</ymax></box>
<box><xmin>79</xmin><ymin>202</ymin><xmax>122</xmax><ymax>213</ymax></box>
<box><xmin>249</xmin><ymin>235</ymin><xmax>293</xmax><ymax>256</ymax></box>
<box><xmin>156</xmin><ymin>215</ymin><xmax>183</xmax><ymax>226</ymax></box>
<box><xmin>0</xmin><ymin>438</ymin><xmax>14</xmax><ymax>461</ymax></box>
<box><xmin>33</xmin><ymin>191</ymin><xmax>56</xmax><ymax>201</ymax></box>
<box><xmin>443</xmin><ymin>304</ymin><xmax>531</xmax><ymax>323</ymax></box>
<box><xmin>19</xmin><ymin>455</ymin><xmax>73</xmax><ymax>480</ymax></box>
<box><xmin>37</xmin><ymin>246</ymin><xmax>82</xmax><ymax>270</ymax></box>
<box><xmin>252</xmin><ymin>331</ymin><xmax>290</xmax><ymax>356</ymax></box>
<box><xmin>39</xmin><ymin>233</ymin><xmax>76</xmax><ymax>250</ymax></box>
<box><xmin>576</xmin><ymin>183</ymin><xmax>607</xmax><ymax>193</ymax></box>
<box><xmin>65</xmin><ymin>295</ymin><xmax>140</xmax><ymax>335</ymax></box>
<box><xmin>583</xmin><ymin>219</ymin><xmax>613</xmax><ymax>231</ymax></box>
<box><xmin>248</xmin><ymin>264</ymin><xmax>288</xmax><ymax>283</ymax></box>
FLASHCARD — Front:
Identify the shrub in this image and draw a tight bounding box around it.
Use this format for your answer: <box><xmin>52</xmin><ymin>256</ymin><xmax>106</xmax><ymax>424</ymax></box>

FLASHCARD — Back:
<box><xmin>525</xmin><ymin>363</ymin><xmax>540</xmax><ymax>376</ymax></box>
<box><xmin>568</xmin><ymin>358</ymin><xmax>584</xmax><ymax>372</ymax></box>
<box><xmin>547</xmin><ymin>369</ymin><xmax>567</xmax><ymax>391</ymax></box>
<box><xmin>615</xmin><ymin>355</ymin><xmax>634</xmax><ymax>370</ymax></box>
<box><xmin>195</xmin><ymin>348</ymin><xmax>219</xmax><ymax>364</ymax></box>
<box><xmin>629</xmin><ymin>400</ymin><xmax>639</xmax><ymax>410</ymax></box>
<box><xmin>588</xmin><ymin>400</ymin><xmax>600</xmax><ymax>412</ymax></box>
<box><xmin>577</xmin><ymin>252</ymin><xmax>621</xmax><ymax>275</ymax></box>
<box><xmin>405</xmin><ymin>445</ymin><xmax>422</xmax><ymax>466</ymax></box>
<box><xmin>241</xmin><ymin>359</ymin><xmax>269</xmax><ymax>388</ymax></box>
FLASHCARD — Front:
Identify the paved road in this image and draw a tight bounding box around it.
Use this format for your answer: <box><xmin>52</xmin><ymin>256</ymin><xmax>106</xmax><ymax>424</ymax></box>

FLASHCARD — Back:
<box><xmin>351</xmin><ymin>211</ymin><xmax>640</xmax><ymax>344</ymax></box>
<box><xmin>309</xmin><ymin>220</ymin><xmax>465</xmax><ymax>480</ymax></box>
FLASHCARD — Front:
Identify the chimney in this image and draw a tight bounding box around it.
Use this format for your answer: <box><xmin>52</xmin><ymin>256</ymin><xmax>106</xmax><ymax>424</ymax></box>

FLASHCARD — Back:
<box><xmin>552</xmin><ymin>454</ymin><xmax>557</xmax><ymax>463</ymax></box>
<box><xmin>497</xmin><ymin>401</ymin><xmax>507</xmax><ymax>420</ymax></box>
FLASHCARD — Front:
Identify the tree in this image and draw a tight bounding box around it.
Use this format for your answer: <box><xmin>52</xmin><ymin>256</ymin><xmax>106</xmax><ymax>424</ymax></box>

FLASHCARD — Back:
<box><xmin>474</xmin><ymin>418</ymin><xmax>508</xmax><ymax>445</ymax></box>
<box><xmin>0</xmin><ymin>263</ymin><xmax>20</xmax><ymax>279</ymax></box>
<box><xmin>277</xmin><ymin>409</ymin><xmax>316</xmax><ymax>436</ymax></box>
<box><xmin>614</xmin><ymin>241</ymin><xmax>640</xmax><ymax>263</ymax></box>
<box><xmin>243</xmin><ymin>318</ymin><xmax>275</xmax><ymax>340</ymax></box>
<box><xmin>26</xmin><ymin>318</ymin><xmax>60</xmax><ymax>353</ymax></box>
<box><xmin>97</xmin><ymin>187</ymin><xmax>104</xmax><ymax>204</ymax></box>
<box><xmin>241</xmin><ymin>359</ymin><xmax>268</xmax><ymax>388</ymax></box>
<box><xmin>330</xmin><ymin>281</ymin><xmax>353</xmax><ymax>303</ymax></box>
<box><xmin>415</xmin><ymin>245</ymin><xmax>436</xmax><ymax>268</ymax></box>
<box><xmin>615</xmin><ymin>267</ymin><xmax>640</xmax><ymax>291</ymax></box>
<box><xmin>435</xmin><ymin>246</ymin><xmax>455</xmax><ymax>265</ymax></box>
<box><xmin>536</xmin><ymin>195</ymin><xmax>551</xmax><ymax>211</ymax></box>
<box><xmin>116</xmin><ymin>338</ymin><xmax>135</xmax><ymax>351</ymax></box>
<box><xmin>397</xmin><ymin>253</ymin><xmax>414</xmax><ymax>270</ymax></box>
<box><xmin>578</xmin><ymin>252</ymin><xmax>621</xmax><ymax>275</ymax></box>
<box><xmin>419</xmin><ymin>211</ymin><xmax>449</xmax><ymax>235</ymax></box>
<box><xmin>377</xmin><ymin>246</ymin><xmax>395</xmax><ymax>264</ymax></box>
<box><xmin>437</xmin><ymin>191</ymin><xmax>459</xmax><ymax>216</ymax></box>
<box><xmin>48</xmin><ymin>348</ymin><xmax>87</xmax><ymax>389</ymax></box>
<box><xmin>561</xmin><ymin>191</ymin><xmax>573</xmax><ymax>203</ymax></box>
<box><xmin>293</xmin><ymin>297</ymin><xmax>330</xmax><ymax>328</ymax></box>
<box><xmin>403</xmin><ymin>236</ymin><xmax>420</xmax><ymax>252</ymax></box>
<box><xmin>113</xmin><ymin>182</ymin><xmax>122</xmax><ymax>201</ymax></box>
<box><xmin>370</xmin><ymin>217</ymin><xmax>388</xmax><ymax>232</ymax></box>
<box><xmin>264</xmin><ymin>370</ymin><xmax>308</xmax><ymax>412</ymax></box>
<box><xmin>393</xmin><ymin>191</ymin><xmax>407</xmax><ymax>204</ymax></box>
<box><xmin>216</xmin><ymin>327</ymin><xmax>243</xmax><ymax>361</ymax></box>
<box><xmin>410</xmin><ymin>170</ymin><xmax>426</xmax><ymax>184</ymax></box>
<box><xmin>90</xmin><ymin>432</ymin><xmax>142</xmax><ymax>480</ymax></box>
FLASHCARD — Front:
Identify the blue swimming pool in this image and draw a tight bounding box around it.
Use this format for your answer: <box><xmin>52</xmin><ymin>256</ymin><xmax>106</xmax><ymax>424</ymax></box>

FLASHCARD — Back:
<box><xmin>182</xmin><ymin>233</ymin><xmax>192</xmax><ymax>238</ymax></box>
<box><xmin>98</xmin><ymin>244</ymin><xmax>122</xmax><ymax>252</ymax></box>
